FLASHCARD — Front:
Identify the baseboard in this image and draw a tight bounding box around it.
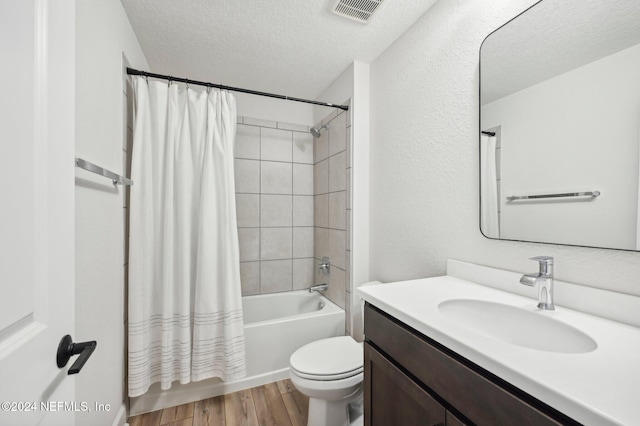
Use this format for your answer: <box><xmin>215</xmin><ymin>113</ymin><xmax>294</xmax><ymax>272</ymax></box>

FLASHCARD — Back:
<box><xmin>112</xmin><ymin>403</ymin><xmax>127</xmax><ymax>426</ymax></box>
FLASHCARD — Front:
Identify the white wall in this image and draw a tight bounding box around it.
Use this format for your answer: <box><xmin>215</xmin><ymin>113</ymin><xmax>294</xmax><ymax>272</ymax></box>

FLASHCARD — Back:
<box><xmin>75</xmin><ymin>1</ymin><xmax>148</xmax><ymax>424</ymax></box>
<box><xmin>482</xmin><ymin>43</ymin><xmax>640</xmax><ymax>249</ymax></box>
<box><xmin>369</xmin><ymin>0</ymin><xmax>640</xmax><ymax>296</ymax></box>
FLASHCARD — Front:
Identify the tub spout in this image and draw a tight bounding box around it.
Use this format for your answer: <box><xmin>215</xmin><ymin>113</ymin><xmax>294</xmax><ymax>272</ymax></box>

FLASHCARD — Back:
<box><xmin>309</xmin><ymin>283</ymin><xmax>328</xmax><ymax>293</ymax></box>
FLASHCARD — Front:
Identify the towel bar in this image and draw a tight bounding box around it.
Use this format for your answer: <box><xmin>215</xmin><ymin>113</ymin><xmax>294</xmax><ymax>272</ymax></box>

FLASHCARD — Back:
<box><xmin>75</xmin><ymin>158</ymin><xmax>133</xmax><ymax>186</ymax></box>
<box><xmin>506</xmin><ymin>191</ymin><xmax>599</xmax><ymax>201</ymax></box>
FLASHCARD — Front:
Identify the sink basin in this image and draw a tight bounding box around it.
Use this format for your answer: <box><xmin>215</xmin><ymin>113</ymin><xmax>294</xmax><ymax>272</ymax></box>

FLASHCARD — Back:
<box><xmin>438</xmin><ymin>299</ymin><xmax>597</xmax><ymax>354</ymax></box>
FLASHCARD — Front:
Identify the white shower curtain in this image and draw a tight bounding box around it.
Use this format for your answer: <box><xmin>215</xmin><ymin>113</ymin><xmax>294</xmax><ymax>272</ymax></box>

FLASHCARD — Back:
<box><xmin>480</xmin><ymin>133</ymin><xmax>500</xmax><ymax>238</ymax></box>
<box><xmin>128</xmin><ymin>77</ymin><xmax>246</xmax><ymax>397</ymax></box>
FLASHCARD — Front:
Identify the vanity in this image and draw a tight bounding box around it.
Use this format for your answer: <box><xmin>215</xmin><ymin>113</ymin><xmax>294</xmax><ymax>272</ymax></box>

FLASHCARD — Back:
<box><xmin>357</xmin><ymin>260</ymin><xmax>640</xmax><ymax>426</ymax></box>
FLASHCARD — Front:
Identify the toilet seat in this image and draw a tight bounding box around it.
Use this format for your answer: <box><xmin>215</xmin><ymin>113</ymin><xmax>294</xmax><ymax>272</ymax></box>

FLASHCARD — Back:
<box><xmin>290</xmin><ymin>336</ymin><xmax>363</xmax><ymax>381</ymax></box>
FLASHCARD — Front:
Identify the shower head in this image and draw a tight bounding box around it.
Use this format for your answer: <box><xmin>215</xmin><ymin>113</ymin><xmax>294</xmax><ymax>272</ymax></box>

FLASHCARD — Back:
<box><xmin>310</xmin><ymin>123</ymin><xmax>329</xmax><ymax>138</ymax></box>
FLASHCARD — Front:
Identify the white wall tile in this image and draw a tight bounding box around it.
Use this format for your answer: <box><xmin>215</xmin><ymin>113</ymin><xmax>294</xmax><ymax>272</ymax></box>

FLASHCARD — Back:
<box><xmin>314</xmin><ymin>227</ymin><xmax>329</xmax><ymax>261</ymax></box>
<box><xmin>240</xmin><ymin>262</ymin><xmax>260</xmax><ymax>296</ymax></box>
<box><xmin>238</xmin><ymin>228</ymin><xmax>260</xmax><ymax>261</ymax></box>
<box><xmin>329</xmin><ymin>191</ymin><xmax>346</xmax><ymax>230</ymax></box>
<box><xmin>235</xmin><ymin>124</ymin><xmax>260</xmax><ymax>159</ymax></box>
<box><xmin>234</xmin><ymin>159</ymin><xmax>260</xmax><ymax>193</ymax></box>
<box><xmin>261</xmin><ymin>260</ymin><xmax>293</xmax><ymax>293</ymax></box>
<box><xmin>313</xmin><ymin>108</ymin><xmax>352</xmax><ymax>316</ymax></box>
<box><xmin>232</xmin><ymin>117</ymin><xmax>321</xmax><ymax>296</ymax></box>
<box><xmin>278</xmin><ymin>122</ymin><xmax>309</xmax><ymax>132</ymax></box>
<box><xmin>261</xmin><ymin>128</ymin><xmax>292</xmax><ymax>162</ymax></box>
<box><xmin>293</xmin><ymin>227</ymin><xmax>314</xmax><ymax>258</ymax></box>
<box><xmin>293</xmin><ymin>258</ymin><xmax>315</xmax><ymax>290</ymax></box>
<box><xmin>314</xmin><ymin>159</ymin><xmax>328</xmax><ymax>194</ymax></box>
<box><xmin>293</xmin><ymin>196</ymin><xmax>314</xmax><ymax>227</ymax></box>
<box><xmin>293</xmin><ymin>163</ymin><xmax>314</xmax><ymax>195</ymax></box>
<box><xmin>236</xmin><ymin>194</ymin><xmax>260</xmax><ymax>227</ymax></box>
<box><xmin>261</xmin><ymin>195</ymin><xmax>292</xmax><ymax>227</ymax></box>
<box><xmin>326</xmin><ymin>266</ymin><xmax>346</xmax><ymax>309</ymax></box>
<box><xmin>261</xmin><ymin>227</ymin><xmax>293</xmax><ymax>260</ymax></box>
<box><xmin>261</xmin><ymin>161</ymin><xmax>292</xmax><ymax>194</ymax></box>
<box><xmin>314</xmin><ymin>194</ymin><xmax>329</xmax><ymax>228</ymax></box>
<box><xmin>328</xmin><ymin>152</ymin><xmax>346</xmax><ymax>192</ymax></box>
<box><xmin>293</xmin><ymin>132</ymin><xmax>314</xmax><ymax>164</ymax></box>
<box><xmin>328</xmin><ymin>229</ymin><xmax>346</xmax><ymax>269</ymax></box>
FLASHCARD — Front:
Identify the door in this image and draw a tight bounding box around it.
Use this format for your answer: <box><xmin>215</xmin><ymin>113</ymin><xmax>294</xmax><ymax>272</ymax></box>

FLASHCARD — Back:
<box><xmin>0</xmin><ymin>1</ymin><xmax>76</xmax><ymax>425</ymax></box>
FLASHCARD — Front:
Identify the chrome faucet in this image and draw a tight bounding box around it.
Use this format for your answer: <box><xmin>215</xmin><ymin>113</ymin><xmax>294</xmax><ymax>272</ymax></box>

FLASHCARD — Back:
<box><xmin>520</xmin><ymin>256</ymin><xmax>555</xmax><ymax>310</ymax></box>
<box><xmin>318</xmin><ymin>256</ymin><xmax>331</xmax><ymax>276</ymax></box>
<box><xmin>309</xmin><ymin>283</ymin><xmax>328</xmax><ymax>293</ymax></box>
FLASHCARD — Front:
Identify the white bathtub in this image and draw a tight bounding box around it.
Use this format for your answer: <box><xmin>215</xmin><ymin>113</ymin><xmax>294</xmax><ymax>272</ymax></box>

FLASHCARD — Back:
<box><xmin>130</xmin><ymin>290</ymin><xmax>345</xmax><ymax>415</ymax></box>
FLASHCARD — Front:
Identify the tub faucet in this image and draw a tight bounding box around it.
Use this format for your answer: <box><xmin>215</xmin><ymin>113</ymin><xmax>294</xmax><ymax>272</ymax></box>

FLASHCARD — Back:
<box><xmin>520</xmin><ymin>256</ymin><xmax>555</xmax><ymax>310</ymax></box>
<box><xmin>309</xmin><ymin>283</ymin><xmax>328</xmax><ymax>293</ymax></box>
<box><xmin>318</xmin><ymin>257</ymin><xmax>331</xmax><ymax>276</ymax></box>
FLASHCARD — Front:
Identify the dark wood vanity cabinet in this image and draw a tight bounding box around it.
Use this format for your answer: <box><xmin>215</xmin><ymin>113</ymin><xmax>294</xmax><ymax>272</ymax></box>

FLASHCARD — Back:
<box><xmin>364</xmin><ymin>342</ymin><xmax>447</xmax><ymax>425</ymax></box>
<box><xmin>363</xmin><ymin>303</ymin><xmax>578</xmax><ymax>426</ymax></box>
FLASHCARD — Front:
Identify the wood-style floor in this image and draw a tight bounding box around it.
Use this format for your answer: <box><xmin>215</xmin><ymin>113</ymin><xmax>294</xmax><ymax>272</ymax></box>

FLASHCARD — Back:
<box><xmin>128</xmin><ymin>379</ymin><xmax>309</xmax><ymax>426</ymax></box>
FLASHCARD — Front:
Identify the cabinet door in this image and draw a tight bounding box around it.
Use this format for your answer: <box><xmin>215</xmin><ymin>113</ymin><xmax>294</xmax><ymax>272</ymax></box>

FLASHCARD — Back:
<box><xmin>364</xmin><ymin>342</ymin><xmax>446</xmax><ymax>426</ymax></box>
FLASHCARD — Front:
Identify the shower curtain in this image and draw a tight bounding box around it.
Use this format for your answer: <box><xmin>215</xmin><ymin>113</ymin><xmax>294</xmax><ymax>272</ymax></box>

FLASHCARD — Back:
<box><xmin>128</xmin><ymin>77</ymin><xmax>246</xmax><ymax>398</ymax></box>
<box><xmin>480</xmin><ymin>133</ymin><xmax>500</xmax><ymax>238</ymax></box>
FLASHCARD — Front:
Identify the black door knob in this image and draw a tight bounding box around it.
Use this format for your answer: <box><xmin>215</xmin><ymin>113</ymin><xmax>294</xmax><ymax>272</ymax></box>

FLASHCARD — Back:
<box><xmin>56</xmin><ymin>335</ymin><xmax>97</xmax><ymax>375</ymax></box>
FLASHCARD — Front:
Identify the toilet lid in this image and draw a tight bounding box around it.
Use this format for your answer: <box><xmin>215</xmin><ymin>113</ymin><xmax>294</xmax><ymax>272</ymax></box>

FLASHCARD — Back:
<box><xmin>290</xmin><ymin>336</ymin><xmax>363</xmax><ymax>380</ymax></box>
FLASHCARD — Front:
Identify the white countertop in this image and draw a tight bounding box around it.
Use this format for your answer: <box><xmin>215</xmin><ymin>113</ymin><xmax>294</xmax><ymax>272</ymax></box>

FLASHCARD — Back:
<box><xmin>357</xmin><ymin>261</ymin><xmax>640</xmax><ymax>426</ymax></box>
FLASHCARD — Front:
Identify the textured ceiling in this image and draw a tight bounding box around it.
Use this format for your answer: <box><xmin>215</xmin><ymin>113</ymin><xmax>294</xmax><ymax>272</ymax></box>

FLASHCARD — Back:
<box><xmin>121</xmin><ymin>0</ymin><xmax>438</xmax><ymax>101</ymax></box>
<box><xmin>481</xmin><ymin>0</ymin><xmax>640</xmax><ymax>104</ymax></box>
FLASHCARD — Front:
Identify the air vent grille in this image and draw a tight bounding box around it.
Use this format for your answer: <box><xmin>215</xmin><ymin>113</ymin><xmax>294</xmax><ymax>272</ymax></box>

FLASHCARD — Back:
<box><xmin>330</xmin><ymin>0</ymin><xmax>385</xmax><ymax>24</ymax></box>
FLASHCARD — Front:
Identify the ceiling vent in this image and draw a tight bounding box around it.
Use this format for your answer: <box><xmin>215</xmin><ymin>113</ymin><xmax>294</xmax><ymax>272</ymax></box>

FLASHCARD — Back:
<box><xmin>329</xmin><ymin>0</ymin><xmax>385</xmax><ymax>24</ymax></box>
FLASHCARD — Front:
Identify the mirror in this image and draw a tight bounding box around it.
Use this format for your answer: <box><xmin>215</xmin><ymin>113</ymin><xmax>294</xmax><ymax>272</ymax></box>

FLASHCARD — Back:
<box><xmin>480</xmin><ymin>0</ymin><xmax>640</xmax><ymax>250</ymax></box>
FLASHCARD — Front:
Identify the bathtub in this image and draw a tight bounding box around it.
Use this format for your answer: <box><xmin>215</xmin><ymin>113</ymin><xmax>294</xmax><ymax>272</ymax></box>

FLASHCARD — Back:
<box><xmin>130</xmin><ymin>290</ymin><xmax>345</xmax><ymax>415</ymax></box>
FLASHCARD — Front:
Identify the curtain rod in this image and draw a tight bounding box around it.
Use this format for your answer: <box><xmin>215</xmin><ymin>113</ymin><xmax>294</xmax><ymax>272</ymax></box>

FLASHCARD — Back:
<box><xmin>126</xmin><ymin>68</ymin><xmax>349</xmax><ymax>111</ymax></box>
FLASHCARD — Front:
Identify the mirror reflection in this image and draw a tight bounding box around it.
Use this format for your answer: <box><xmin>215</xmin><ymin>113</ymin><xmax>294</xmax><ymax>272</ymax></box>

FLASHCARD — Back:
<box><xmin>480</xmin><ymin>0</ymin><xmax>640</xmax><ymax>250</ymax></box>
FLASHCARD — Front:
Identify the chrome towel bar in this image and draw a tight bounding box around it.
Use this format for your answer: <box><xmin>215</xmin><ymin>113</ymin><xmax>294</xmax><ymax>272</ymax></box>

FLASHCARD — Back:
<box><xmin>507</xmin><ymin>190</ymin><xmax>599</xmax><ymax>201</ymax></box>
<box><xmin>75</xmin><ymin>158</ymin><xmax>133</xmax><ymax>186</ymax></box>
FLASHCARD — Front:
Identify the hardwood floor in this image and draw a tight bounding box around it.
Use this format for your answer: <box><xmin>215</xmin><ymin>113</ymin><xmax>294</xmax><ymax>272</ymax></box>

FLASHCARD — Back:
<box><xmin>128</xmin><ymin>379</ymin><xmax>309</xmax><ymax>426</ymax></box>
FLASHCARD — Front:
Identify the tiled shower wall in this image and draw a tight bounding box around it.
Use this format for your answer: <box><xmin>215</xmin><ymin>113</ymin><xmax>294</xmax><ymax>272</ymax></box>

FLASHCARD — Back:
<box><xmin>313</xmin><ymin>107</ymin><xmax>351</xmax><ymax>328</ymax></box>
<box><xmin>234</xmin><ymin>117</ymin><xmax>316</xmax><ymax>295</ymax></box>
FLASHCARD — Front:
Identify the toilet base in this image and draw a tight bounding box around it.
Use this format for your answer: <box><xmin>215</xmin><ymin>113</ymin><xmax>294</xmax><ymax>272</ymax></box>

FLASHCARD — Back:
<box><xmin>307</xmin><ymin>387</ymin><xmax>362</xmax><ymax>426</ymax></box>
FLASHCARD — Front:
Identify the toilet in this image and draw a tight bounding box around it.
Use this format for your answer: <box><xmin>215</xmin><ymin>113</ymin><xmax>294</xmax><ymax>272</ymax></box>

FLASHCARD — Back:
<box><xmin>289</xmin><ymin>336</ymin><xmax>364</xmax><ymax>426</ymax></box>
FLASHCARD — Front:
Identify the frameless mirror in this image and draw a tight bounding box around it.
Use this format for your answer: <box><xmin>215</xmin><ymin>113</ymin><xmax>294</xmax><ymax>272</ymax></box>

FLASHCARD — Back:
<box><xmin>480</xmin><ymin>0</ymin><xmax>640</xmax><ymax>250</ymax></box>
